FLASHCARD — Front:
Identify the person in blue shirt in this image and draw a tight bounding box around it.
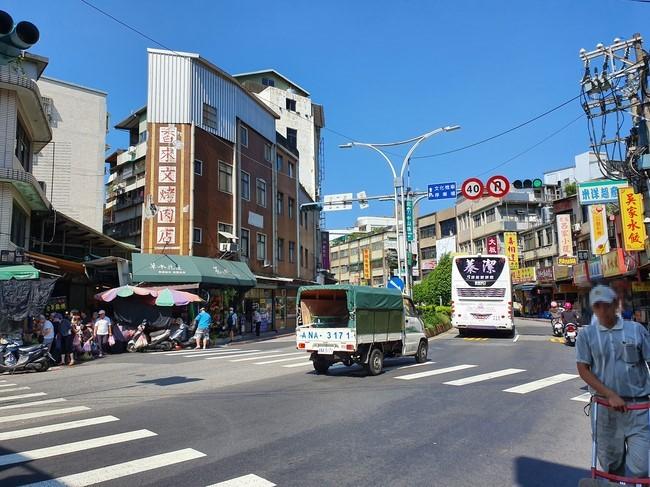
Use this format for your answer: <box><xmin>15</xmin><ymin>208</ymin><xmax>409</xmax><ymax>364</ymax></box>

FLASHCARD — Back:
<box><xmin>193</xmin><ymin>307</ymin><xmax>212</xmax><ymax>350</ymax></box>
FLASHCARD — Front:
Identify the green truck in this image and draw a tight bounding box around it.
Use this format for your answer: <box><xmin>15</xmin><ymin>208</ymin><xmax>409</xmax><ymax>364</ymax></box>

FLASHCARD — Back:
<box><xmin>295</xmin><ymin>285</ymin><xmax>429</xmax><ymax>375</ymax></box>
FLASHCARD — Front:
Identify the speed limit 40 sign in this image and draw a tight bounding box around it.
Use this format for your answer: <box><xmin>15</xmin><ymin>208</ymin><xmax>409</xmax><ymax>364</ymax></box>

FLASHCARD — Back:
<box><xmin>461</xmin><ymin>178</ymin><xmax>484</xmax><ymax>200</ymax></box>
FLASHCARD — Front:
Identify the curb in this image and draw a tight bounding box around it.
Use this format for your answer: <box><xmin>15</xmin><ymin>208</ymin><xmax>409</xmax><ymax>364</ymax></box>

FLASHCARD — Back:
<box><xmin>212</xmin><ymin>328</ymin><xmax>295</xmax><ymax>347</ymax></box>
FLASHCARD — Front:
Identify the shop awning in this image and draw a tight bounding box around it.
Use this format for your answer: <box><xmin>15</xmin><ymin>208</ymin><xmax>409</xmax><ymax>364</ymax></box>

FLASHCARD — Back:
<box><xmin>132</xmin><ymin>254</ymin><xmax>256</xmax><ymax>288</ymax></box>
<box><xmin>0</xmin><ymin>264</ymin><xmax>40</xmax><ymax>281</ymax></box>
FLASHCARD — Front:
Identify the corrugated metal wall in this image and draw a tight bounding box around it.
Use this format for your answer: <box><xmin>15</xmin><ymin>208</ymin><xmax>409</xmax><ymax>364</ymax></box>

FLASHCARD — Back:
<box><xmin>147</xmin><ymin>50</ymin><xmax>275</xmax><ymax>143</ymax></box>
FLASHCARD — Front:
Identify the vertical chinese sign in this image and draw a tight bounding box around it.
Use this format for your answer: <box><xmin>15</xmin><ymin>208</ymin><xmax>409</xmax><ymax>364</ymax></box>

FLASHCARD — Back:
<box><xmin>486</xmin><ymin>235</ymin><xmax>499</xmax><ymax>255</ymax></box>
<box><xmin>362</xmin><ymin>248</ymin><xmax>371</xmax><ymax>281</ymax></box>
<box><xmin>588</xmin><ymin>204</ymin><xmax>610</xmax><ymax>256</ymax></box>
<box><xmin>405</xmin><ymin>200</ymin><xmax>414</xmax><ymax>242</ymax></box>
<box><xmin>321</xmin><ymin>231</ymin><xmax>330</xmax><ymax>270</ymax></box>
<box><xmin>556</xmin><ymin>214</ymin><xmax>573</xmax><ymax>257</ymax></box>
<box><xmin>503</xmin><ymin>232</ymin><xmax>519</xmax><ymax>270</ymax></box>
<box><xmin>619</xmin><ymin>188</ymin><xmax>647</xmax><ymax>251</ymax></box>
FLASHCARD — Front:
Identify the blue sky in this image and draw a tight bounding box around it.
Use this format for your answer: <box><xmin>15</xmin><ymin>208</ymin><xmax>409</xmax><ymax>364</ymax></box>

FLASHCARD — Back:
<box><xmin>5</xmin><ymin>0</ymin><xmax>648</xmax><ymax>230</ymax></box>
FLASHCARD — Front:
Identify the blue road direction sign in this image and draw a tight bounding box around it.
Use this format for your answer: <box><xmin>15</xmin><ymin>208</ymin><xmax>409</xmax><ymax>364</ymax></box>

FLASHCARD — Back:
<box><xmin>427</xmin><ymin>182</ymin><xmax>457</xmax><ymax>200</ymax></box>
<box><xmin>388</xmin><ymin>276</ymin><xmax>405</xmax><ymax>292</ymax></box>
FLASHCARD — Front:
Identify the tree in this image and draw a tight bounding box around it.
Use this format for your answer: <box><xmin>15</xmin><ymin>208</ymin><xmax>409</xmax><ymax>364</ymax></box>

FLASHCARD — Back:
<box><xmin>565</xmin><ymin>182</ymin><xmax>577</xmax><ymax>197</ymax></box>
<box><xmin>413</xmin><ymin>253</ymin><xmax>452</xmax><ymax>306</ymax></box>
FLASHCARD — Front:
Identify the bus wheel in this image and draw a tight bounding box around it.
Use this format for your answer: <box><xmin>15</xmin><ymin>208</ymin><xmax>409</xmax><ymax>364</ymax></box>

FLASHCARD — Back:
<box><xmin>366</xmin><ymin>348</ymin><xmax>383</xmax><ymax>376</ymax></box>
<box><xmin>458</xmin><ymin>329</ymin><xmax>467</xmax><ymax>337</ymax></box>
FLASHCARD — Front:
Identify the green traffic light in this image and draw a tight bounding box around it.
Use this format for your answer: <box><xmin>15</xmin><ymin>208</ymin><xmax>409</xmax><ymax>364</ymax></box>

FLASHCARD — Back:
<box><xmin>533</xmin><ymin>178</ymin><xmax>543</xmax><ymax>188</ymax></box>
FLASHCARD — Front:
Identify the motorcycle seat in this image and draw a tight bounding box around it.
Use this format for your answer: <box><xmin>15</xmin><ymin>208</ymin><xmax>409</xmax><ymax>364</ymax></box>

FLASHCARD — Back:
<box><xmin>19</xmin><ymin>344</ymin><xmax>43</xmax><ymax>353</ymax></box>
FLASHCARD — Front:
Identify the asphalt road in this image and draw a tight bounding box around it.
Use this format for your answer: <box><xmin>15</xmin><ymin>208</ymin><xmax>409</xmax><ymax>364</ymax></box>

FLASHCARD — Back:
<box><xmin>0</xmin><ymin>318</ymin><xmax>591</xmax><ymax>486</ymax></box>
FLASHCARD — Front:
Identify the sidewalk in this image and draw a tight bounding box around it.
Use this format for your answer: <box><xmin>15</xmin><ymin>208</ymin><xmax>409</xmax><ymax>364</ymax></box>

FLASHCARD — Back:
<box><xmin>211</xmin><ymin>328</ymin><xmax>294</xmax><ymax>347</ymax></box>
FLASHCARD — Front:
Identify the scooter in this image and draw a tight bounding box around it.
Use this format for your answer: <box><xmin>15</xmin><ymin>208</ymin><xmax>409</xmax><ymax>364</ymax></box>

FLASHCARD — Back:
<box><xmin>564</xmin><ymin>322</ymin><xmax>578</xmax><ymax>346</ymax></box>
<box><xmin>127</xmin><ymin>321</ymin><xmax>174</xmax><ymax>352</ymax></box>
<box><xmin>0</xmin><ymin>338</ymin><xmax>54</xmax><ymax>373</ymax></box>
<box><xmin>169</xmin><ymin>321</ymin><xmax>196</xmax><ymax>349</ymax></box>
<box><xmin>551</xmin><ymin>318</ymin><xmax>564</xmax><ymax>337</ymax></box>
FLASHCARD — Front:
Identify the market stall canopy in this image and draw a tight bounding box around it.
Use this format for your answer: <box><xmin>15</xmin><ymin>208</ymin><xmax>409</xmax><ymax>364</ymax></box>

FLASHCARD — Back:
<box><xmin>95</xmin><ymin>285</ymin><xmax>153</xmax><ymax>302</ymax></box>
<box><xmin>132</xmin><ymin>254</ymin><xmax>256</xmax><ymax>288</ymax></box>
<box><xmin>0</xmin><ymin>264</ymin><xmax>40</xmax><ymax>281</ymax></box>
<box><xmin>95</xmin><ymin>285</ymin><xmax>203</xmax><ymax>306</ymax></box>
<box><xmin>154</xmin><ymin>288</ymin><xmax>203</xmax><ymax>307</ymax></box>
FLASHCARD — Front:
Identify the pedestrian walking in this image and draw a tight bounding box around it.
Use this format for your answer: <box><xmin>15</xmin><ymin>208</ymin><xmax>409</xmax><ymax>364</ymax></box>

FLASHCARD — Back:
<box><xmin>576</xmin><ymin>284</ymin><xmax>650</xmax><ymax>479</ymax></box>
<box><xmin>93</xmin><ymin>310</ymin><xmax>112</xmax><ymax>358</ymax></box>
<box><xmin>193</xmin><ymin>307</ymin><xmax>212</xmax><ymax>349</ymax></box>
<box><xmin>253</xmin><ymin>308</ymin><xmax>262</xmax><ymax>337</ymax></box>
<box><xmin>226</xmin><ymin>307</ymin><xmax>238</xmax><ymax>344</ymax></box>
<box><xmin>54</xmin><ymin>313</ymin><xmax>75</xmax><ymax>366</ymax></box>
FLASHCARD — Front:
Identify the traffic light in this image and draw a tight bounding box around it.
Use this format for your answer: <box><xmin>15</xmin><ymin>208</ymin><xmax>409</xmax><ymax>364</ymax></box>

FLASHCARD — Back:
<box><xmin>0</xmin><ymin>10</ymin><xmax>40</xmax><ymax>65</ymax></box>
<box><xmin>513</xmin><ymin>178</ymin><xmax>543</xmax><ymax>190</ymax></box>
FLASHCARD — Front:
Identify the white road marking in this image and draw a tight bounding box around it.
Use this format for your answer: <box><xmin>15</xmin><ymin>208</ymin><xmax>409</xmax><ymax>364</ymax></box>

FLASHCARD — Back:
<box><xmin>571</xmin><ymin>392</ymin><xmax>592</xmax><ymax>403</ymax></box>
<box><xmin>20</xmin><ymin>448</ymin><xmax>206</xmax><ymax>487</ymax></box>
<box><xmin>394</xmin><ymin>364</ymin><xmax>478</xmax><ymax>381</ymax></box>
<box><xmin>391</xmin><ymin>361</ymin><xmax>436</xmax><ymax>370</ymax></box>
<box><xmin>0</xmin><ymin>406</ymin><xmax>90</xmax><ymax>424</ymax></box>
<box><xmin>207</xmin><ymin>473</ymin><xmax>276</xmax><ymax>487</ymax></box>
<box><xmin>282</xmin><ymin>361</ymin><xmax>313</xmax><ymax>368</ymax></box>
<box><xmin>444</xmin><ymin>368</ymin><xmax>526</xmax><ymax>386</ymax></box>
<box><xmin>0</xmin><ymin>398</ymin><xmax>66</xmax><ymax>410</ymax></box>
<box><xmin>503</xmin><ymin>373</ymin><xmax>579</xmax><ymax>394</ymax></box>
<box><xmin>0</xmin><ymin>383</ymin><xmax>18</xmax><ymax>387</ymax></box>
<box><xmin>231</xmin><ymin>352</ymin><xmax>303</xmax><ymax>363</ymax></box>
<box><xmin>254</xmin><ymin>356</ymin><xmax>307</xmax><ymax>365</ymax></box>
<box><xmin>0</xmin><ymin>392</ymin><xmax>46</xmax><ymax>403</ymax></box>
<box><xmin>206</xmin><ymin>350</ymin><xmax>281</xmax><ymax>360</ymax></box>
<box><xmin>0</xmin><ymin>415</ymin><xmax>119</xmax><ymax>441</ymax></box>
<box><xmin>0</xmin><ymin>386</ymin><xmax>30</xmax><ymax>394</ymax></box>
<box><xmin>172</xmin><ymin>349</ymin><xmax>247</xmax><ymax>357</ymax></box>
<box><xmin>178</xmin><ymin>349</ymin><xmax>260</xmax><ymax>359</ymax></box>
<box><xmin>513</xmin><ymin>334</ymin><xmax>520</xmax><ymax>343</ymax></box>
<box><xmin>162</xmin><ymin>347</ymin><xmax>240</xmax><ymax>355</ymax></box>
<box><xmin>0</xmin><ymin>429</ymin><xmax>157</xmax><ymax>466</ymax></box>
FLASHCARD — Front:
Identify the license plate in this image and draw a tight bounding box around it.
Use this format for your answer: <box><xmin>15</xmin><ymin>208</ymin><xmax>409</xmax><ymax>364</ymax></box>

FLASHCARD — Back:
<box><xmin>317</xmin><ymin>347</ymin><xmax>335</xmax><ymax>355</ymax></box>
<box><xmin>567</xmin><ymin>332</ymin><xmax>576</xmax><ymax>337</ymax></box>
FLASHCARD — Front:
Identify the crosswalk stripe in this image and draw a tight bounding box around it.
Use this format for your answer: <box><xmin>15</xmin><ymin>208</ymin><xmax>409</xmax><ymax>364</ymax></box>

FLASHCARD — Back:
<box><xmin>394</xmin><ymin>364</ymin><xmax>478</xmax><ymax>381</ymax></box>
<box><xmin>254</xmin><ymin>356</ymin><xmax>307</xmax><ymax>365</ymax></box>
<box><xmin>207</xmin><ymin>473</ymin><xmax>276</xmax><ymax>487</ymax></box>
<box><xmin>0</xmin><ymin>398</ymin><xmax>67</xmax><ymax>410</ymax></box>
<box><xmin>20</xmin><ymin>448</ymin><xmax>207</xmax><ymax>487</ymax></box>
<box><xmin>0</xmin><ymin>415</ymin><xmax>119</xmax><ymax>441</ymax></box>
<box><xmin>0</xmin><ymin>406</ymin><xmax>90</xmax><ymax>424</ymax></box>
<box><xmin>0</xmin><ymin>383</ymin><xmax>18</xmax><ymax>388</ymax></box>
<box><xmin>230</xmin><ymin>352</ymin><xmax>303</xmax><ymax>363</ymax></box>
<box><xmin>178</xmin><ymin>349</ymin><xmax>259</xmax><ymax>359</ymax></box>
<box><xmin>162</xmin><ymin>348</ymin><xmax>240</xmax><ymax>355</ymax></box>
<box><xmin>503</xmin><ymin>373</ymin><xmax>579</xmax><ymax>394</ymax></box>
<box><xmin>391</xmin><ymin>361</ymin><xmax>436</xmax><ymax>371</ymax></box>
<box><xmin>571</xmin><ymin>392</ymin><xmax>592</xmax><ymax>403</ymax></box>
<box><xmin>0</xmin><ymin>386</ymin><xmax>30</xmax><ymax>394</ymax></box>
<box><xmin>282</xmin><ymin>361</ymin><xmax>313</xmax><ymax>368</ymax></box>
<box><xmin>0</xmin><ymin>392</ymin><xmax>46</xmax><ymax>403</ymax></box>
<box><xmin>444</xmin><ymin>368</ymin><xmax>526</xmax><ymax>386</ymax></box>
<box><xmin>205</xmin><ymin>350</ymin><xmax>280</xmax><ymax>360</ymax></box>
<box><xmin>0</xmin><ymin>429</ymin><xmax>156</xmax><ymax>466</ymax></box>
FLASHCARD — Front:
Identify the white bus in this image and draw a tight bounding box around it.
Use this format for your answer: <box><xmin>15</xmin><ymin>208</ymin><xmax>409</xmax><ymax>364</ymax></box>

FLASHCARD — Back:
<box><xmin>451</xmin><ymin>254</ymin><xmax>514</xmax><ymax>336</ymax></box>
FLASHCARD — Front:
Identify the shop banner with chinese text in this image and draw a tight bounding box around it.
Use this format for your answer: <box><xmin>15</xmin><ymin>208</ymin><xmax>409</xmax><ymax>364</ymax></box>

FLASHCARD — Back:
<box><xmin>556</xmin><ymin>214</ymin><xmax>573</xmax><ymax>257</ymax></box>
<box><xmin>504</xmin><ymin>232</ymin><xmax>519</xmax><ymax>270</ymax></box>
<box><xmin>588</xmin><ymin>204</ymin><xmax>610</xmax><ymax>256</ymax></box>
<box><xmin>619</xmin><ymin>187</ymin><xmax>647</xmax><ymax>252</ymax></box>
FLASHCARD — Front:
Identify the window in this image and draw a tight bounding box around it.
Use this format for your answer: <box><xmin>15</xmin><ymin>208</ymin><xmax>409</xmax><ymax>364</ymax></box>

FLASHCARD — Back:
<box><xmin>193</xmin><ymin>227</ymin><xmax>203</xmax><ymax>244</ymax></box>
<box><xmin>304</xmin><ymin>247</ymin><xmax>309</xmax><ymax>267</ymax></box>
<box><xmin>194</xmin><ymin>159</ymin><xmax>203</xmax><ymax>176</ymax></box>
<box><xmin>287</xmin><ymin>127</ymin><xmax>297</xmax><ymax>148</ymax></box>
<box><xmin>288</xmin><ymin>197</ymin><xmax>295</xmax><ymax>219</ymax></box>
<box><xmin>277</xmin><ymin>238</ymin><xmax>284</xmax><ymax>261</ymax></box>
<box><xmin>218</xmin><ymin>162</ymin><xmax>232</xmax><ymax>193</ymax></box>
<box><xmin>10</xmin><ymin>202</ymin><xmax>27</xmax><ymax>248</ymax></box>
<box><xmin>537</xmin><ymin>229</ymin><xmax>545</xmax><ymax>247</ymax></box>
<box><xmin>545</xmin><ymin>226</ymin><xmax>553</xmax><ymax>246</ymax></box>
<box><xmin>286</xmin><ymin>98</ymin><xmax>296</xmax><ymax>111</ymax></box>
<box><xmin>240</xmin><ymin>126</ymin><xmax>249</xmax><ymax>148</ymax></box>
<box><xmin>420</xmin><ymin>224</ymin><xmax>436</xmax><ymax>239</ymax></box>
<box><xmin>289</xmin><ymin>241</ymin><xmax>296</xmax><ymax>263</ymax></box>
<box><xmin>331</xmin><ymin>251</ymin><xmax>339</xmax><ymax>261</ymax></box>
<box><xmin>276</xmin><ymin>192</ymin><xmax>284</xmax><ymax>215</ymax></box>
<box><xmin>264</xmin><ymin>143</ymin><xmax>272</xmax><ymax>162</ymax></box>
<box><xmin>288</xmin><ymin>162</ymin><xmax>295</xmax><ymax>178</ymax></box>
<box><xmin>257</xmin><ymin>233</ymin><xmax>267</xmax><ymax>261</ymax></box>
<box><xmin>485</xmin><ymin>208</ymin><xmax>496</xmax><ymax>223</ymax></box>
<box><xmin>15</xmin><ymin>118</ymin><xmax>31</xmax><ymax>172</ymax></box>
<box><xmin>523</xmin><ymin>233</ymin><xmax>535</xmax><ymax>251</ymax></box>
<box><xmin>276</xmin><ymin>154</ymin><xmax>283</xmax><ymax>173</ymax></box>
<box><xmin>241</xmin><ymin>171</ymin><xmax>250</xmax><ymax>200</ymax></box>
<box><xmin>218</xmin><ymin>223</ymin><xmax>234</xmax><ymax>246</ymax></box>
<box><xmin>240</xmin><ymin>229</ymin><xmax>250</xmax><ymax>258</ymax></box>
<box><xmin>473</xmin><ymin>214</ymin><xmax>482</xmax><ymax>228</ymax></box>
<box><xmin>422</xmin><ymin>246</ymin><xmax>436</xmax><ymax>259</ymax></box>
<box><xmin>262</xmin><ymin>77</ymin><xmax>275</xmax><ymax>87</ymax></box>
<box><xmin>138</xmin><ymin>131</ymin><xmax>147</xmax><ymax>144</ymax></box>
<box><xmin>300</xmin><ymin>245</ymin><xmax>304</xmax><ymax>266</ymax></box>
<box><xmin>203</xmin><ymin>103</ymin><xmax>218</xmax><ymax>130</ymax></box>
<box><xmin>256</xmin><ymin>179</ymin><xmax>267</xmax><ymax>207</ymax></box>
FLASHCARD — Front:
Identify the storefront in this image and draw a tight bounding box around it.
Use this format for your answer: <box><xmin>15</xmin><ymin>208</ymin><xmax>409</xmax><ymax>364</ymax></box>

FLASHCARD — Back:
<box><xmin>511</xmin><ymin>267</ymin><xmax>538</xmax><ymax>316</ymax></box>
<box><xmin>572</xmin><ymin>262</ymin><xmax>591</xmax><ymax>318</ymax></box>
<box><xmin>553</xmin><ymin>263</ymin><xmax>576</xmax><ymax>303</ymax></box>
<box><xmin>601</xmin><ymin>248</ymin><xmax>643</xmax><ymax>323</ymax></box>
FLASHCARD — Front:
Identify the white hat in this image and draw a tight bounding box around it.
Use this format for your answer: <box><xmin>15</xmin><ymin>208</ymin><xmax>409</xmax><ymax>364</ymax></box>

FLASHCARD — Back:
<box><xmin>98</xmin><ymin>309</ymin><xmax>106</xmax><ymax>315</ymax></box>
<box><xmin>590</xmin><ymin>285</ymin><xmax>617</xmax><ymax>306</ymax></box>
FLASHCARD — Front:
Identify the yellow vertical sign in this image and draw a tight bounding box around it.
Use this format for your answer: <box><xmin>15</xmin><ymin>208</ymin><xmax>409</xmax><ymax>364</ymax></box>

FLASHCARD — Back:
<box><xmin>504</xmin><ymin>232</ymin><xmax>519</xmax><ymax>270</ymax></box>
<box><xmin>363</xmin><ymin>248</ymin><xmax>371</xmax><ymax>281</ymax></box>
<box><xmin>589</xmin><ymin>204</ymin><xmax>609</xmax><ymax>255</ymax></box>
<box><xmin>619</xmin><ymin>188</ymin><xmax>647</xmax><ymax>251</ymax></box>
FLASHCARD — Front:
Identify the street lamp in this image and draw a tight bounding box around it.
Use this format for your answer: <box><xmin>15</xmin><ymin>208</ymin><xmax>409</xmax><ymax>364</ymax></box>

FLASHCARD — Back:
<box><xmin>339</xmin><ymin>125</ymin><xmax>460</xmax><ymax>295</ymax></box>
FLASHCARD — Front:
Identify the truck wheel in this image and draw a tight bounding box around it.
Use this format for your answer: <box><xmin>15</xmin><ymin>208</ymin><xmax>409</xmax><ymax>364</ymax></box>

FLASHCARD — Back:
<box><xmin>415</xmin><ymin>340</ymin><xmax>428</xmax><ymax>363</ymax></box>
<box><xmin>313</xmin><ymin>358</ymin><xmax>330</xmax><ymax>375</ymax></box>
<box><xmin>366</xmin><ymin>348</ymin><xmax>383</xmax><ymax>376</ymax></box>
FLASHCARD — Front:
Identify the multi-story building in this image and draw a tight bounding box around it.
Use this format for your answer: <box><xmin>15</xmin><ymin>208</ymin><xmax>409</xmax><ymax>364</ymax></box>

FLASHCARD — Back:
<box><xmin>543</xmin><ymin>151</ymin><xmax>607</xmax><ymax>187</ymax></box>
<box><xmin>417</xmin><ymin>206</ymin><xmax>457</xmax><ymax>278</ymax></box>
<box><xmin>329</xmin><ymin>227</ymin><xmax>398</xmax><ymax>286</ymax></box>
<box><xmin>0</xmin><ymin>53</ymin><xmax>52</xmax><ymax>255</ymax></box>
<box><xmin>327</xmin><ymin>216</ymin><xmax>396</xmax><ymax>241</ymax></box>
<box><xmin>32</xmin><ymin>76</ymin><xmax>107</xmax><ymax>231</ymax></box>
<box><xmin>111</xmin><ymin>49</ymin><xmax>320</xmax><ymax>331</ymax></box>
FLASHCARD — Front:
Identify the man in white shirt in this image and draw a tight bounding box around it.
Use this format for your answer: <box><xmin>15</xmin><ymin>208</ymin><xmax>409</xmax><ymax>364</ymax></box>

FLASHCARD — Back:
<box><xmin>39</xmin><ymin>315</ymin><xmax>54</xmax><ymax>350</ymax></box>
<box><xmin>93</xmin><ymin>310</ymin><xmax>112</xmax><ymax>358</ymax></box>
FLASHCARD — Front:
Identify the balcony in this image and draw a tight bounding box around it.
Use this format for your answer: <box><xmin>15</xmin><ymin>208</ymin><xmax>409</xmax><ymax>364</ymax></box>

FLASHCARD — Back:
<box><xmin>0</xmin><ymin>167</ymin><xmax>50</xmax><ymax>212</ymax></box>
<box><xmin>116</xmin><ymin>141</ymin><xmax>147</xmax><ymax>166</ymax></box>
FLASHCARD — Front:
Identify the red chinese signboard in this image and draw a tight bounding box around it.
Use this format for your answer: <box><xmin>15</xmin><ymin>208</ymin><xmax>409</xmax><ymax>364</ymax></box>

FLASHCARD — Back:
<box><xmin>486</xmin><ymin>235</ymin><xmax>499</xmax><ymax>255</ymax></box>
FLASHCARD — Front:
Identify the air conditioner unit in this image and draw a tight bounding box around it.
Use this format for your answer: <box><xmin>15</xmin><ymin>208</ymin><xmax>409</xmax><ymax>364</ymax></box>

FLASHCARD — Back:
<box><xmin>128</xmin><ymin>146</ymin><xmax>137</xmax><ymax>154</ymax></box>
<box><xmin>219</xmin><ymin>243</ymin><xmax>238</xmax><ymax>253</ymax></box>
<box><xmin>573</xmin><ymin>223</ymin><xmax>581</xmax><ymax>232</ymax></box>
<box><xmin>263</xmin><ymin>259</ymin><xmax>272</xmax><ymax>268</ymax></box>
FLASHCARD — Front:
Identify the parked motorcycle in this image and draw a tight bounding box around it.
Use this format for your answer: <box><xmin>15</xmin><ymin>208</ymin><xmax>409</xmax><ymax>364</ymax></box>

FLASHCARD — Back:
<box><xmin>127</xmin><ymin>320</ymin><xmax>174</xmax><ymax>352</ymax></box>
<box><xmin>169</xmin><ymin>319</ymin><xmax>196</xmax><ymax>349</ymax></box>
<box><xmin>564</xmin><ymin>322</ymin><xmax>578</xmax><ymax>346</ymax></box>
<box><xmin>0</xmin><ymin>338</ymin><xmax>53</xmax><ymax>373</ymax></box>
<box><xmin>551</xmin><ymin>318</ymin><xmax>564</xmax><ymax>337</ymax></box>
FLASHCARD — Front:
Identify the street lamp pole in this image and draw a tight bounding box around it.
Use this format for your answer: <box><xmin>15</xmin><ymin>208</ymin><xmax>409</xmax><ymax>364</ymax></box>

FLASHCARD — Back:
<box><xmin>340</xmin><ymin>125</ymin><xmax>460</xmax><ymax>296</ymax></box>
